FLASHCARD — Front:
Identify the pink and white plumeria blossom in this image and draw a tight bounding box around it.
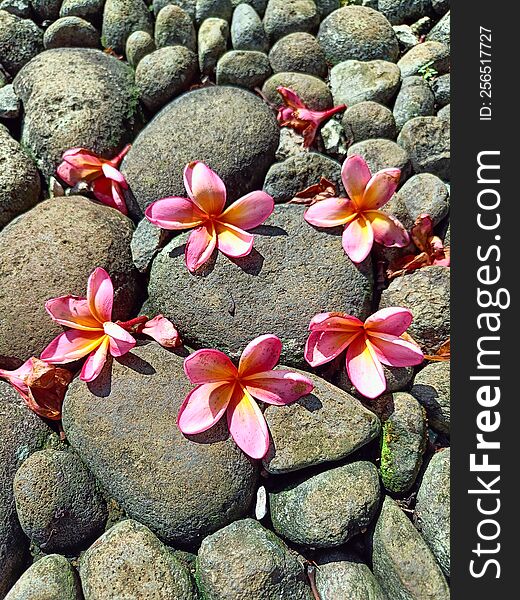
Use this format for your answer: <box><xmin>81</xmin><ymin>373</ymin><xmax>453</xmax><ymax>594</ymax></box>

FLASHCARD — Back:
<box><xmin>305</xmin><ymin>307</ymin><xmax>424</xmax><ymax>399</ymax></box>
<box><xmin>57</xmin><ymin>145</ymin><xmax>131</xmax><ymax>215</ymax></box>
<box><xmin>178</xmin><ymin>335</ymin><xmax>314</xmax><ymax>459</ymax></box>
<box><xmin>304</xmin><ymin>155</ymin><xmax>410</xmax><ymax>263</ymax></box>
<box><xmin>146</xmin><ymin>161</ymin><xmax>274</xmax><ymax>273</ymax></box>
<box><xmin>41</xmin><ymin>268</ymin><xmax>180</xmax><ymax>382</ymax></box>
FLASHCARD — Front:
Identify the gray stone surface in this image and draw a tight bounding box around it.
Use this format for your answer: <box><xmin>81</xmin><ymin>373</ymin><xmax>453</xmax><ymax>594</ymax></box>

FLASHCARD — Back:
<box><xmin>0</xmin><ymin>0</ymin><xmax>30</xmax><ymax>18</ymax></box>
<box><xmin>270</xmin><ymin>462</ymin><xmax>381</xmax><ymax>547</ymax></box>
<box><xmin>0</xmin><ymin>83</ymin><xmax>20</xmax><ymax>118</ymax></box>
<box><xmin>0</xmin><ymin>197</ymin><xmax>138</xmax><ymax>369</ymax></box>
<box><xmin>153</xmin><ymin>0</ymin><xmax>196</xmax><ymax>19</ymax></box>
<box><xmin>263</xmin><ymin>0</ymin><xmax>319</xmax><ymax>43</ymax></box>
<box><xmin>147</xmin><ymin>204</ymin><xmax>373</xmax><ymax>367</ymax></box>
<box><xmin>379</xmin><ymin>265</ymin><xmax>450</xmax><ymax>354</ymax></box>
<box><xmin>13</xmin><ymin>449</ymin><xmax>107</xmax><ymax>552</ymax></box>
<box><xmin>347</xmin><ymin>138</ymin><xmax>412</xmax><ymax>182</ymax></box>
<box><xmin>4</xmin><ymin>554</ymin><xmax>82</xmax><ymax>600</ymax></box>
<box><xmin>398</xmin><ymin>116</ymin><xmax>450</xmax><ymax>180</ymax></box>
<box><xmin>263</xmin><ymin>368</ymin><xmax>381</xmax><ymax>473</ymax></box>
<box><xmin>197</xmin><ymin>518</ymin><xmax>312</xmax><ymax>599</ymax></box>
<box><xmin>136</xmin><ymin>46</ymin><xmax>198</xmax><ymax>111</ymax></box>
<box><xmin>216</xmin><ymin>49</ymin><xmax>271</xmax><ymax>89</ymax></box>
<box><xmin>0</xmin><ymin>10</ymin><xmax>43</xmax><ymax>76</ymax></box>
<box><xmin>131</xmin><ymin>216</ymin><xmax>172</xmax><ymax>273</ymax></box>
<box><xmin>411</xmin><ymin>362</ymin><xmax>450</xmax><ymax>434</ymax></box>
<box><xmin>393</xmin><ymin>76</ymin><xmax>435</xmax><ymax>131</ymax></box>
<box><xmin>334</xmin><ymin>363</ymin><xmax>415</xmax><ymax>397</ymax></box>
<box><xmin>262</xmin><ymin>152</ymin><xmax>343</xmax><ymax>204</ymax></box>
<box><xmin>13</xmin><ymin>48</ymin><xmax>138</xmax><ymax>178</ymax></box>
<box><xmin>230</xmin><ymin>2</ymin><xmax>268</xmax><ymax>52</ymax></box>
<box><xmin>342</xmin><ymin>101</ymin><xmax>397</xmax><ymax>144</ymax></box>
<box><xmin>0</xmin><ymin>125</ymin><xmax>40</xmax><ymax>230</ymax></box>
<box><xmin>102</xmin><ymin>0</ymin><xmax>153</xmax><ymax>53</ymax></box>
<box><xmin>426</xmin><ymin>10</ymin><xmax>450</xmax><ymax>46</ymax></box>
<box><xmin>62</xmin><ymin>342</ymin><xmax>258</xmax><ymax>548</ymax></box>
<box><xmin>80</xmin><ymin>519</ymin><xmax>196</xmax><ymax>599</ymax></box>
<box><xmin>195</xmin><ymin>0</ymin><xmax>233</xmax><ymax>25</ymax></box>
<box><xmin>262</xmin><ymin>71</ymin><xmax>333</xmax><ymax>110</ymax></box>
<box><xmin>398</xmin><ymin>41</ymin><xmax>450</xmax><ymax>78</ymax></box>
<box><xmin>198</xmin><ymin>16</ymin><xmax>228</xmax><ymax>75</ymax></box>
<box><xmin>378</xmin><ymin>0</ymin><xmax>432</xmax><ymax>25</ymax></box>
<box><xmin>155</xmin><ymin>4</ymin><xmax>196</xmax><ymax>50</ymax></box>
<box><xmin>122</xmin><ymin>86</ymin><xmax>279</xmax><ymax>213</ymax></box>
<box><xmin>125</xmin><ymin>29</ymin><xmax>155</xmax><ymax>66</ymax></box>
<box><xmin>43</xmin><ymin>16</ymin><xmax>100</xmax><ymax>49</ymax></box>
<box><xmin>431</xmin><ymin>73</ymin><xmax>450</xmax><ymax>107</ymax></box>
<box><xmin>30</xmin><ymin>0</ymin><xmax>61</xmax><ymax>20</ymax></box>
<box><xmin>415</xmin><ymin>448</ymin><xmax>450</xmax><ymax>576</ymax></box>
<box><xmin>330</xmin><ymin>60</ymin><xmax>401</xmax><ymax>107</ymax></box>
<box><xmin>380</xmin><ymin>392</ymin><xmax>427</xmax><ymax>494</ymax></box>
<box><xmin>269</xmin><ymin>32</ymin><xmax>327</xmax><ymax>79</ymax></box>
<box><xmin>60</xmin><ymin>0</ymin><xmax>106</xmax><ymax>20</ymax></box>
<box><xmin>373</xmin><ymin>496</ymin><xmax>449</xmax><ymax>600</ymax></box>
<box><xmin>317</xmin><ymin>6</ymin><xmax>399</xmax><ymax>65</ymax></box>
<box><xmin>0</xmin><ymin>384</ymin><xmax>54</xmax><ymax>598</ymax></box>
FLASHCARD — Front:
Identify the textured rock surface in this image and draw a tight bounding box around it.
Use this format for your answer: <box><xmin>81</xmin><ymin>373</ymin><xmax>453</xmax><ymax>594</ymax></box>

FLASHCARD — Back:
<box><xmin>263</xmin><ymin>368</ymin><xmax>381</xmax><ymax>473</ymax></box>
<box><xmin>43</xmin><ymin>16</ymin><xmax>100</xmax><ymax>49</ymax></box>
<box><xmin>62</xmin><ymin>342</ymin><xmax>258</xmax><ymax>547</ymax></box>
<box><xmin>0</xmin><ymin>197</ymin><xmax>138</xmax><ymax>369</ymax></box>
<box><xmin>262</xmin><ymin>71</ymin><xmax>332</xmax><ymax>110</ymax></box>
<box><xmin>342</xmin><ymin>101</ymin><xmax>397</xmax><ymax>144</ymax></box>
<box><xmin>147</xmin><ymin>205</ymin><xmax>373</xmax><ymax>367</ymax></box>
<box><xmin>347</xmin><ymin>138</ymin><xmax>412</xmax><ymax>182</ymax></box>
<box><xmin>197</xmin><ymin>518</ymin><xmax>312</xmax><ymax>599</ymax></box>
<box><xmin>122</xmin><ymin>86</ymin><xmax>279</xmax><ymax>214</ymax></box>
<box><xmin>0</xmin><ymin>10</ymin><xmax>43</xmax><ymax>75</ymax></box>
<box><xmin>269</xmin><ymin>32</ymin><xmax>327</xmax><ymax>78</ymax></box>
<box><xmin>393</xmin><ymin>76</ymin><xmax>435</xmax><ymax>130</ymax></box>
<box><xmin>102</xmin><ymin>0</ymin><xmax>153</xmax><ymax>53</ymax></box>
<box><xmin>231</xmin><ymin>3</ymin><xmax>268</xmax><ymax>52</ymax></box>
<box><xmin>411</xmin><ymin>362</ymin><xmax>450</xmax><ymax>434</ymax></box>
<box><xmin>13</xmin><ymin>48</ymin><xmax>138</xmax><ymax>178</ymax></box>
<box><xmin>216</xmin><ymin>50</ymin><xmax>272</xmax><ymax>89</ymax></box>
<box><xmin>263</xmin><ymin>0</ymin><xmax>319</xmax><ymax>43</ymax></box>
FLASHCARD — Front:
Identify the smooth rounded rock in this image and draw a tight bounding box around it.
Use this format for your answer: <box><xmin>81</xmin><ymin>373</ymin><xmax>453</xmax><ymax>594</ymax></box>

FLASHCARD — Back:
<box><xmin>426</xmin><ymin>10</ymin><xmax>450</xmax><ymax>46</ymax></box>
<box><xmin>231</xmin><ymin>0</ymin><xmax>267</xmax><ymax>15</ymax></box>
<box><xmin>80</xmin><ymin>520</ymin><xmax>196</xmax><ymax>599</ymax></box>
<box><xmin>431</xmin><ymin>72</ymin><xmax>450</xmax><ymax>107</ymax></box>
<box><xmin>262</xmin><ymin>151</ymin><xmax>343</xmax><ymax>204</ymax></box>
<box><xmin>0</xmin><ymin>124</ymin><xmax>41</xmax><ymax>230</ymax></box>
<box><xmin>31</xmin><ymin>0</ymin><xmax>61</xmax><ymax>20</ymax></box>
<box><xmin>0</xmin><ymin>197</ymin><xmax>138</xmax><ymax>368</ymax></box>
<box><xmin>0</xmin><ymin>83</ymin><xmax>20</xmax><ymax>118</ymax></box>
<box><xmin>263</xmin><ymin>0</ymin><xmax>319</xmax><ymax>43</ymax></box>
<box><xmin>62</xmin><ymin>342</ymin><xmax>258</xmax><ymax>547</ymax></box>
<box><xmin>60</xmin><ymin>0</ymin><xmax>106</xmax><ymax>20</ymax></box>
<box><xmin>398</xmin><ymin>41</ymin><xmax>450</xmax><ymax>78</ymax></box>
<box><xmin>342</xmin><ymin>101</ymin><xmax>397</xmax><ymax>144</ymax></box>
<box><xmin>378</xmin><ymin>0</ymin><xmax>432</xmax><ymax>25</ymax></box>
<box><xmin>13</xmin><ymin>48</ymin><xmax>138</xmax><ymax>178</ymax></box>
<box><xmin>263</xmin><ymin>368</ymin><xmax>381</xmax><ymax>474</ymax></box>
<box><xmin>197</xmin><ymin>518</ymin><xmax>311</xmax><ymax>599</ymax></box>
<box><xmin>122</xmin><ymin>86</ymin><xmax>279</xmax><ymax>212</ymax></box>
<box><xmin>147</xmin><ymin>205</ymin><xmax>373</xmax><ymax>367</ymax></box>
<box><xmin>347</xmin><ymin>138</ymin><xmax>412</xmax><ymax>182</ymax></box>
<box><xmin>330</xmin><ymin>59</ymin><xmax>401</xmax><ymax>107</ymax></box>
<box><xmin>125</xmin><ymin>29</ymin><xmax>155</xmax><ymax>66</ymax></box>
<box><xmin>4</xmin><ymin>554</ymin><xmax>82</xmax><ymax>600</ymax></box>
<box><xmin>196</xmin><ymin>0</ymin><xmax>232</xmax><ymax>24</ymax></box>
<box><xmin>135</xmin><ymin>46</ymin><xmax>198</xmax><ymax>111</ymax></box>
<box><xmin>102</xmin><ymin>0</ymin><xmax>153</xmax><ymax>53</ymax></box>
<box><xmin>379</xmin><ymin>265</ymin><xmax>450</xmax><ymax>354</ymax></box>
<box><xmin>262</xmin><ymin>71</ymin><xmax>332</xmax><ymax>110</ymax></box>
<box><xmin>270</xmin><ymin>462</ymin><xmax>381</xmax><ymax>547</ymax></box>
<box><xmin>317</xmin><ymin>6</ymin><xmax>399</xmax><ymax>65</ymax></box>
<box><xmin>43</xmin><ymin>16</ymin><xmax>100</xmax><ymax>49</ymax></box>
<box><xmin>230</xmin><ymin>2</ymin><xmax>268</xmax><ymax>52</ymax></box>
<box><xmin>415</xmin><ymin>448</ymin><xmax>450</xmax><ymax>576</ymax></box>
<box><xmin>0</xmin><ymin>10</ymin><xmax>43</xmax><ymax>75</ymax></box>
<box><xmin>216</xmin><ymin>49</ymin><xmax>271</xmax><ymax>89</ymax></box>
<box><xmin>198</xmin><ymin>17</ymin><xmax>229</xmax><ymax>75</ymax></box>
<box><xmin>155</xmin><ymin>4</ymin><xmax>196</xmax><ymax>50</ymax></box>
<box><xmin>411</xmin><ymin>361</ymin><xmax>450</xmax><ymax>434</ymax></box>
<box><xmin>393</xmin><ymin>76</ymin><xmax>436</xmax><ymax>130</ymax></box>
<box><xmin>269</xmin><ymin>32</ymin><xmax>328</xmax><ymax>79</ymax></box>
<box><xmin>13</xmin><ymin>449</ymin><xmax>107</xmax><ymax>552</ymax></box>
<box><xmin>153</xmin><ymin>0</ymin><xmax>196</xmax><ymax>19</ymax></box>
<box><xmin>373</xmin><ymin>496</ymin><xmax>450</xmax><ymax>600</ymax></box>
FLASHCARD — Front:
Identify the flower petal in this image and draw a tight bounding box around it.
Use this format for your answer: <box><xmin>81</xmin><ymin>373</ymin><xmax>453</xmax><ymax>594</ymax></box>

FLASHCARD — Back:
<box><xmin>366</xmin><ymin>210</ymin><xmax>410</xmax><ymax>248</ymax></box>
<box><xmin>140</xmin><ymin>315</ymin><xmax>180</xmax><ymax>348</ymax></box>
<box><xmin>45</xmin><ymin>296</ymin><xmax>102</xmax><ymax>331</ymax></box>
<box><xmin>102</xmin><ymin>163</ymin><xmax>127</xmax><ymax>186</ymax></box>
<box><xmin>304</xmin><ymin>197</ymin><xmax>357</xmax><ymax>228</ymax></box>
<box><xmin>87</xmin><ymin>267</ymin><xmax>113</xmax><ymax>323</ymax></box>
<box><xmin>103</xmin><ymin>322</ymin><xmax>136</xmax><ymax>357</ymax></box>
<box><xmin>41</xmin><ymin>330</ymin><xmax>103</xmax><ymax>363</ymax></box>
<box><xmin>57</xmin><ymin>148</ymin><xmax>102</xmax><ymax>185</ymax></box>
<box><xmin>91</xmin><ymin>178</ymin><xmax>128</xmax><ymax>214</ymax></box>
<box><xmin>184</xmin><ymin>161</ymin><xmax>226</xmax><ymax>216</ymax></box>
<box><xmin>277</xmin><ymin>86</ymin><xmax>305</xmax><ymax>109</ymax></box>
<box><xmin>145</xmin><ymin>197</ymin><xmax>206</xmax><ymax>230</ymax></box>
<box><xmin>368</xmin><ymin>332</ymin><xmax>424</xmax><ymax>367</ymax></box>
<box><xmin>346</xmin><ymin>335</ymin><xmax>386</xmax><ymax>399</ymax></box>
<box><xmin>244</xmin><ymin>370</ymin><xmax>314</xmax><ymax>405</ymax></box>
<box><xmin>177</xmin><ymin>381</ymin><xmax>235</xmax><ymax>435</ymax></box>
<box><xmin>238</xmin><ymin>334</ymin><xmax>282</xmax><ymax>378</ymax></box>
<box><xmin>308</xmin><ymin>312</ymin><xmax>364</xmax><ymax>332</ymax></box>
<box><xmin>227</xmin><ymin>386</ymin><xmax>269</xmax><ymax>459</ymax></box>
<box><xmin>215</xmin><ymin>223</ymin><xmax>254</xmax><ymax>258</ymax></box>
<box><xmin>305</xmin><ymin>330</ymin><xmax>361</xmax><ymax>367</ymax></box>
<box><xmin>342</xmin><ymin>215</ymin><xmax>374</xmax><ymax>263</ymax></box>
<box><xmin>184</xmin><ymin>349</ymin><xmax>237</xmax><ymax>384</ymax></box>
<box><xmin>185</xmin><ymin>224</ymin><xmax>217</xmax><ymax>272</ymax></box>
<box><xmin>360</xmin><ymin>169</ymin><xmax>401</xmax><ymax>210</ymax></box>
<box><xmin>341</xmin><ymin>155</ymin><xmax>372</xmax><ymax>206</ymax></box>
<box><xmin>219</xmin><ymin>191</ymin><xmax>274</xmax><ymax>230</ymax></box>
<box><xmin>80</xmin><ymin>336</ymin><xmax>110</xmax><ymax>382</ymax></box>
<box><xmin>365</xmin><ymin>307</ymin><xmax>413</xmax><ymax>336</ymax></box>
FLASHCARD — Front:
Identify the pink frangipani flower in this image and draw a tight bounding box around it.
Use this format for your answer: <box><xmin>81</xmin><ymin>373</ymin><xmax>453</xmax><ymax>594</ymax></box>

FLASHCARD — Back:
<box><xmin>57</xmin><ymin>145</ymin><xmax>131</xmax><ymax>215</ymax></box>
<box><xmin>145</xmin><ymin>161</ymin><xmax>274</xmax><ymax>273</ymax></box>
<box><xmin>305</xmin><ymin>307</ymin><xmax>424</xmax><ymax>399</ymax></box>
<box><xmin>40</xmin><ymin>268</ymin><xmax>180</xmax><ymax>382</ymax></box>
<box><xmin>177</xmin><ymin>335</ymin><xmax>314</xmax><ymax>459</ymax></box>
<box><xmin>304</xmin><ymin>155</ymin><xmax>410</xmax><ymax>263</ymax></box>
<box><xmin>276</xmin><ymin>86</ymin><xmax>347</xmax><ymax>148</ymax></box>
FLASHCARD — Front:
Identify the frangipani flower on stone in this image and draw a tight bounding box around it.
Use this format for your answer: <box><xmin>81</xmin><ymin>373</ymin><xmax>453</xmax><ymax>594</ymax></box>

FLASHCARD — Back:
<box><xmin>57</xmin><ymin>145</ymin><xmax>131</xmax><ymax>215</ymax></box>
<box><xmin>177</xmin><ymin>335</ymin><xmax>314</xmax><ymax>459</ymax></box>
<box><xmin>305</xmin><ymin>307</ymin><xmax>424</xmax><ymax>399</ymax></box>
<box><xmin>145</xmin><ymin>161</ymin><xmax>274</xmax><ymax>273</ymax></box>
<box><xmin>276</xmin><ymin>86</ymin><xmax>347</xmax><ymax>148</ymax></box>
<box><xmin>0</xmin><ymin>357</ymin><xmax>73</xmax><ymax>420</ymax></box>
<box><xmin>40</xmin><ymin>268</ymin><xmax>180</xmax><ymax>382</ymax></box>
<box><xmin>304</xmin><ymin>155</ymin><xmax>410</xmax><ymax>263</ymax></box>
